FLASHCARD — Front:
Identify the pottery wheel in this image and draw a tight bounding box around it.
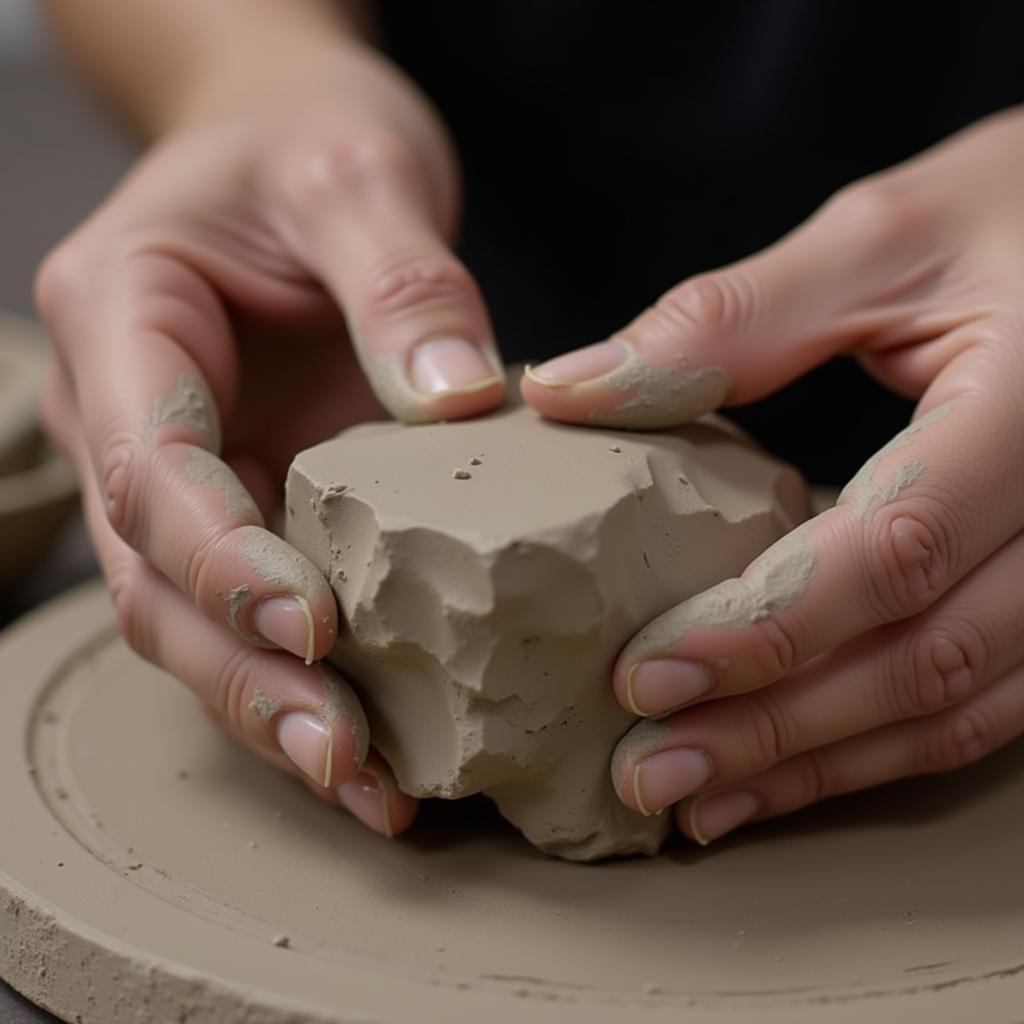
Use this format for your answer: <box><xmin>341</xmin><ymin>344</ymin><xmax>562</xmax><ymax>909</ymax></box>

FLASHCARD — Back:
<box><xmin>3</xmin><ymin>585</ymin><xmax>1024</xmax><ymax>1024</ymax></box>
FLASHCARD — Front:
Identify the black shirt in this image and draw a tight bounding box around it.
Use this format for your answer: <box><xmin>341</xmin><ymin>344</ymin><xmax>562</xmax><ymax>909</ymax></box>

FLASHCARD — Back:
<box><xmin>377</xmin><ymin>1</ymin><xmax>1024</xmax><ymax>482</ymax></box>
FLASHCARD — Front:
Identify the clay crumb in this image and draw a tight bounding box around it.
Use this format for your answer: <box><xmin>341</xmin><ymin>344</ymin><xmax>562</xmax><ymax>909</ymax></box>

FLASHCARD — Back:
<box><xmin>609</xmin><ymin>445</ymin><xmax>622</xmax><ymax>453</ymax></box>
<box><xmin>249</xmin><ymin>687</ymin><xmax>282</xmax><ymax>722</ymax></box>
<box><xmin>469</xmin><ymin>456</ymin><xmax>482</xmax><ymax>466</ymax></box>
<box><xmin>272</xmin><ymin>934</ymin><xmax>290</xmax><ymax>949</ymax></box>
<box><xmin>452</xmin><ymin>469</ymin><xmax>472</xmax><ymax>480</ymax></box>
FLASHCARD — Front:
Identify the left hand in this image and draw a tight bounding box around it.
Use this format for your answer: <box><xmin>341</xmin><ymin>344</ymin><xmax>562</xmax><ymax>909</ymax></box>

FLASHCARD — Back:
<box><xmin>521</xmin><ymin>106</ymin><xmax>1024</xmax><ymax>843</ymax></box>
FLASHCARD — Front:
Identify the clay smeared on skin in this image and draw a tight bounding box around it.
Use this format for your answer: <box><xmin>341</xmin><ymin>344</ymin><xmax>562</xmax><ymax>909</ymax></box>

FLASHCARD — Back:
<box><xmin>841</xmin><ymin>402</ymin><xmax>953</xmax><ymax>518</ymax></box>
<box><xmin>348</xmin><ymin>327</ymin><xmax>504</xmax><ymax>424</ymax></box>
<box><xmin>183</xmin><ymin>447</ymin><xmax>261</xmax><ymax>521</ymax></box>
<box><xmin>527</xmin><ymin>337</ymin><xmax>730</xmax><ymax>430</ymax></box>
<box><xmin>285</xmin><ymin>400</ymin><xmax>808</xmax><ymax>860</ymax></box>
<box><xmin>249</xmin><ymin>687</ymin><xmax>282</xmax><ymax>723</ymax></box>
<box><xmin>218</xmin><ymin>583</ymin><xmax>269</xmax><ymax>647</ymax></box>
<box><xmin>235</xmin><ymin>526</ymin><xmax>331</xmax><ymax>602</ymax></box>
<box><xmin>626</xmin><ymin>526</ymin><xmax>818</xmax><ymax>666</ymax></box>
<box><xmin>610</xmin><ymin>719</ymin><xmax>675</xmax><ymax>815</ymax></box>
<box><xmin>315</xmin><ymin>664</ymin><xmax>370</xmax><ymax>768</ymax></box>
<box><xmin>586</xmin><ymin>341</ymin><xmax>732</xmax><ymax>430</ymax></box>
<box><xmin>149</xmin><ymin>372</ymin><xmax>221</xmax><ymax>450</ymax></box>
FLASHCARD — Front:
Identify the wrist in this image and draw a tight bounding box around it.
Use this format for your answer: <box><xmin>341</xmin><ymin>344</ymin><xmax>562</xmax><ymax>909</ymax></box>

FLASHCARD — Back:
<box><xmin>165</xmin><ymin>20</ymin><xmax>369</xmax><ymax>136</ymax></box>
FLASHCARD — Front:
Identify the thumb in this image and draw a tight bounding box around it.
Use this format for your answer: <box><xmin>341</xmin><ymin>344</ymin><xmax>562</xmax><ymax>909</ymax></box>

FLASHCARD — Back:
<box><xmin>522</xmin><ymin>178</ymin><xmax>930</xmax><ymax>428</ymax></box>
<box><xmin>276</xmin><ymin>135</ymin><xmax>505</xmax><ymax>423</ymax></box>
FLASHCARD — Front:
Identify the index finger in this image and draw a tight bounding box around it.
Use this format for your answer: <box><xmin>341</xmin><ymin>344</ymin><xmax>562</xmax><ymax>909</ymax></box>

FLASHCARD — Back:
<box><xmin>37</xmin><ymin>244</ymin><xmax>337</xmax><ymax>661</ymax></box>
<box><xmin>614</xmin><ymin>329</ymin><xmax>1024</xmax><ymax>716</ymax></box>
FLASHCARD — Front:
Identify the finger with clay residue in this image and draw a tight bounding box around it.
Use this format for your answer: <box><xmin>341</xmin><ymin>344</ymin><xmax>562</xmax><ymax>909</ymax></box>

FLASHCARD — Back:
<box><xmin>114</xmin><ymin>434</ymin><xmax>337</xmax><ymax>662</ymax></box>
<box><xmin>522</xmin><ymin>337</ymin><xmax>730</xmax><ymax>430</ymax></box>
<box><xmin>42</xmin><ymin>253</ymin><xmax>339</xmax><ymax>660</ymax></box>
<box><xmin>615</xmin><ymin>385</ymin><xmax>1024</xmax><ymax>717</ymax></box>
<box><xmin>336</xmin><ymin>749</ymin><xmax>419</xmax><ymax>838</ymax></box>
<box><xmin>62</xmin><ymin>406</ymin><xmax>364</xmax><ymax>789</ymax></box>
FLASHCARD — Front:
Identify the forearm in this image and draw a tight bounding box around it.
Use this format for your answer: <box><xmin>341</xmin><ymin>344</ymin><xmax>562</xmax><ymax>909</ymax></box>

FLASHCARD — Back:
<box><xmin>41</xmin><ymin>0</ymin><xmax>375</xmax><ymax>138</ymax></box>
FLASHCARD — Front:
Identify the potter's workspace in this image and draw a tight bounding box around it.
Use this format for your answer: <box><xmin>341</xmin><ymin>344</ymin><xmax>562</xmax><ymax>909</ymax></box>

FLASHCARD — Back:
<box><xmin>5</xmin><ymin>4</ymin><xmax>1024</xmax><ymax>1023</ymax></box>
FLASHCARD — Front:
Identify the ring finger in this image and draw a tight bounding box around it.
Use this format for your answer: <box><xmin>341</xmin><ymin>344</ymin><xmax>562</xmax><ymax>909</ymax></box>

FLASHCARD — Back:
<box><xmin>677</xmin><ymin>658</ymin><xmax>1024</xmax><ymax>844</ymax></box>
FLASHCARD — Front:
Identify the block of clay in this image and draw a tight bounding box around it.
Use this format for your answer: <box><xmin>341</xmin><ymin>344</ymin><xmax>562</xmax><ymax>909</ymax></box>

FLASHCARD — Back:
<box><xmin>286</xmin><ymin>403</ymin><xmax>808</xmax><ymax>860</ymax></box>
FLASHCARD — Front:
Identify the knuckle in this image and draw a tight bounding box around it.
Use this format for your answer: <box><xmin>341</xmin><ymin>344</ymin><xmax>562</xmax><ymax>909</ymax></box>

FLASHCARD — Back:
<box><xmin>791</xmin><ymin>750</ymin><xmax>830</xmax><ymax>808</ymax></box>
<box><xmin>749</xmin><ymin>614</ymin><xmax>800</xmax><ymax>681</ymax></box>
<box><xmin>647</xmin><ymin>272</ymin><xmax>756</xmax><ymax>345</ymax></box>
<box><xmin>108</xmin><ymin>564</ymin><xmax>152</xmax><ymax>661</ymax></box>
<box><xmin>34</xmin><ymin>240</ymin><xmax>89</xmax><ymax>324</ymax></box>
<box><xmin>865</xmin><ymin>508</ymin><xmax>953</xmax><ymax>621</ymax></box>
<box><xmin>365</xmin><ymin>254</ymin><xmax>479</xmax><ymax>323</ymax></box>
<box><xmin>182</xmin><ymin>529</ymin><xmax>225</xmax><ymax>608</ymax></box>
<box><xmin>210</xmin><ymin>644</ymin><xmax>262</xmax><ymax>730</ymax></box>
<box><xmin>912</xmin><ymin>626</ymin><xmax>984</xmax><ymax>712</ymax></box>
<box><xmin>924</xmin><ymin>704</ymin><xmax>1000</xmax><ymax>774</ymax></box>
<box><xmin>822</xmin><ymin>176</ymin><xmax>934</xmax><ymax>249</ymax></box>
<box><xmin>100</xmin><ymin>437</ymin><xmax>148</xmax><ymax>545</ymax></box>
<box><xmin>280</xmin><ymin>132</ymin><xmax>419</xmax><ymax>214</ymax></box>
<box><xmin>746</xmin><ymin>689</ymin><xmax>796</xmax><ymax>769</ymax></box>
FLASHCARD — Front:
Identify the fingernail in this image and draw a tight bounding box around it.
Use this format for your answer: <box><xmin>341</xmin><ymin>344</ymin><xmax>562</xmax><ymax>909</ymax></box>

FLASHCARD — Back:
<box><xmin>627</xmin><ymin>659</ymin><xmax>714</xmax><ymax>716</ymax></box>
<box><xmin>254</xmin><ymin>596</ymin><xmax>315</xmax><ymax>664</ymax></box>
<box><xmin>409</xmin><ymin>337</ymin><xmax>499</xmax><ymax>396</ymax></box>
<box><xmin>527</xmin><ymin>338</ymin><xmax>630</xmax><ymax>387</ymax></box>
<box><xmin>690</xmin><ymin>790</ymin><xmax>761</xmax><ymax>845</ymax></box>
<box><xmin>277</xmin><ymin>712</ymin><xmax>332</xmax><ymax>788</ymax></box>
<box><xmin>338</xmin><ymin>769</ymin><xmax>393</xmax><ymax>838</ymax></box>
<box><xmin>633</xmin><ymin>746</ymin><xmax>712</xmax><ymax>816</ymax></box>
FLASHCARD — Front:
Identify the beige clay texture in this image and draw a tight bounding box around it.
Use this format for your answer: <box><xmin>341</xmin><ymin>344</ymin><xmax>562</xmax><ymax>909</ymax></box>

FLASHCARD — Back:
<box><xmin>7</xmin><ymin>585</ymin><xmax>1024</xmax><ymax>1023</ymax></box>
<box><xmin>286</xmin><ymin>402</ymin><xmax>808</xmax><ymax>859</ymax></box>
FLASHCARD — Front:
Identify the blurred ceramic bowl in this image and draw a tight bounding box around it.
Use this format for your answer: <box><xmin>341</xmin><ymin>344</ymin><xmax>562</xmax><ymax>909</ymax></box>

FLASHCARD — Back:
<box><xmin>0</xmin><ymin>313</ymin><xmax>78</xmax><ymax>586</ymax></box>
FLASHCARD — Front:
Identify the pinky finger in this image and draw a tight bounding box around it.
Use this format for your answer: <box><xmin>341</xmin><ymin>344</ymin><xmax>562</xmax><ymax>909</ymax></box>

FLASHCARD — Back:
<box><xmin>677</xmin><ymin>662</ymin><xmax>1024</xmax><ymax>845</ymax></box>
<box><xmin>336</xmin><ymin>749</ymin><xmax>419</xmax><ymax>838</ymax></box>
<box><xmin>210</xmin><ymin>707</ymin><xmax>419</xmax><ymax>839</ymax></box>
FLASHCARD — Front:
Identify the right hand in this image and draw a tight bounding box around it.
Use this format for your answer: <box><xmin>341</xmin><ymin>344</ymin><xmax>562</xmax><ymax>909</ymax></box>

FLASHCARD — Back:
<box><xmin>36</xmin><ymin>41</ymin><xmax>505</xmax><ymax>836</ymax></box>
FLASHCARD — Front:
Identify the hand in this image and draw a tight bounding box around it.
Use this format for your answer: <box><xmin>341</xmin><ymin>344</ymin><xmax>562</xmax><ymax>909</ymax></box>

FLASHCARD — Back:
<box><xmin>522</xmin><ymin>106</ymin><xmax>1024</xmax><ymax>843</ymax></box>
<box><xmin>38</xmin><ymin>41</ymin><xmax>504</xmax><ymax>837</ymax></box>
